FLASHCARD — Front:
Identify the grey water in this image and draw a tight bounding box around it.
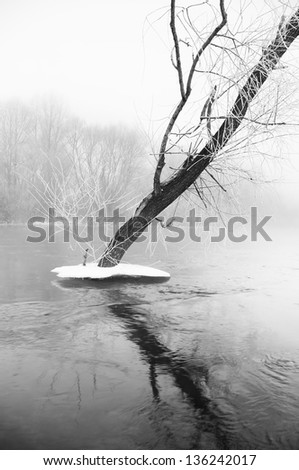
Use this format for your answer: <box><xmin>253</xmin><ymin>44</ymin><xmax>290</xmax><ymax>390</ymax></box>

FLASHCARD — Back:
<box><xmin>0</xmin><ymin>224</ymin><xmax>299</xmax><ymax>450</ymax></box>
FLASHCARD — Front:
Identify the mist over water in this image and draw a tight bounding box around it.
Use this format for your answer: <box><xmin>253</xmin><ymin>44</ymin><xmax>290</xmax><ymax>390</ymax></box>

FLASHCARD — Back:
<box><xmin>0</xmin><ymin>224</ymin><xmax>299</xmax><ymax>449</ymax></box>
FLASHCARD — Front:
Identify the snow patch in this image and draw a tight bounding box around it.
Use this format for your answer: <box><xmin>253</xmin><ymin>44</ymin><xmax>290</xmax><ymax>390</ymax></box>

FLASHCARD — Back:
<box><xmin>51</xmin><ymin>262</ymin><xmax>170</xmax><ymax>280</ymax></box>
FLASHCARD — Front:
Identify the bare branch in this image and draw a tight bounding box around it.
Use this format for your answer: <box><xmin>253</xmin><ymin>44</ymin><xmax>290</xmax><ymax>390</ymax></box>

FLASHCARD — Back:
<box><xmin>170</xmin><ymin>0</ymin><xmax>185</xmax><ymax>99</ymax></box>
<box><xmin>193</xmin><ymin>181</ymin><xmax>207</xmax><ymax>208</ymax></box>
<box><xmin>97</xmin><ymin>3</ymin><xmax>299</xmax><ymax>267</ymax></box>
<box><xmin>179</xmin><ymin>9</ymin><xmax>299</xmax><ymax>176</ymax></box>
<box><xmin>205</xmin><ymin>168</ymin><xmax>227</xmax><ymax>192</ymax></box>
<box><xmin>153</xmin><ymin>0</ymin><xmax>227</xmax><ymax>196</ymax></box>
<box><xmin>185</xmin><ymin>0</ymin><xmax>227</xmax><ymax>96</ymax></box>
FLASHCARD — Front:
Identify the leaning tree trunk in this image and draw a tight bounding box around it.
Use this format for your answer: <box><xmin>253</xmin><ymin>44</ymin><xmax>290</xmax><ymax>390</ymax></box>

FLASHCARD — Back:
<box><xmin>98</xmin><ymin>6</ymin><xmax>299</xmax><ymax>267</ymax></box>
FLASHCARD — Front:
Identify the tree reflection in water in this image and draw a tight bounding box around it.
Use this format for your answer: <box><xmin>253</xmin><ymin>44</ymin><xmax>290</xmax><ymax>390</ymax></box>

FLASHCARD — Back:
<box><xmin>57</xmin><ymin>278</ymin><xmax>229</xmax><ymax>449</ymax></box>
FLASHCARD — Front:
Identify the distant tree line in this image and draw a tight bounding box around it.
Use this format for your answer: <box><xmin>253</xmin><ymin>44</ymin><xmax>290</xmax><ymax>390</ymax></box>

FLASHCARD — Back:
<box><xmin>0</xmin><ymin>98</ymin><xmax>147</xmax><ymax>223</ymax></box>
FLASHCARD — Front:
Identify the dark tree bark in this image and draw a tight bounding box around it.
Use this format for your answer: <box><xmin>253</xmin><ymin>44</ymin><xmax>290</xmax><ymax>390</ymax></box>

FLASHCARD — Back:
<box><xmin>98</xmin><ymin>2</ymin><xmax>299</xmax><ymax>267</ymax></box>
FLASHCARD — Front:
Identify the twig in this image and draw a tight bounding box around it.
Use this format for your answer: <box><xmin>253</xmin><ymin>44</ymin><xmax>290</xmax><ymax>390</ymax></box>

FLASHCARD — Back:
<box><xmin>170</xmin><ymin>0</ymin><xmax>185</xmax><ymax>98</ymax></box>
<box><xmin>205</xmin><ymin>169</ymin><xmax>227</xmax><ymax>192</ymax></box>
<box><xmin>193</xmin><ymin>181</ymin><xmax>207</xmax><ymax>208</ymax></box>
<box><xmin>153</xmin><ymin>0</ymin><xmax>227</xmax><ymax>196</ymax></box>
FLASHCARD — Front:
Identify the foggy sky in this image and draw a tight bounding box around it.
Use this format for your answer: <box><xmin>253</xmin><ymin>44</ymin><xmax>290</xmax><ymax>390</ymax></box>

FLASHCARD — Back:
<box><xmin>0</xmin><ymin>0</ymin><xmax>174</xmax><ymax>125</ymax></box>
<box><xmin>0</xmin><ymin>0</ymin><xmax>298</xmax><ymax>218</ymax></box>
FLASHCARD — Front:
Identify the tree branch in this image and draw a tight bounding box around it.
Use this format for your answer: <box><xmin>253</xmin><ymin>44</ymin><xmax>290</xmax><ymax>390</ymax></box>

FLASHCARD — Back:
<box><xmin>97</xmin><ymin>6</ymin><xmax>299</xmax><ymax>268</ymax></box>
<box><xmin>170</xmin><ymin>0</ymin><xmax>185</xmax><ymax>99</ymax></box>
<box><xmin>185</xmin><ymin>0</ymin><xmax>227</xmax><ymax>96</ymax></box>
<box><xmin>166</xmin><ymin>10</ymin><xmax>299</xmax><ymax>184</ymax></box>
<box><xmin>153</xmin><ymin>0</ymin><xmax>227</xmax><ymax>196</ymax></box>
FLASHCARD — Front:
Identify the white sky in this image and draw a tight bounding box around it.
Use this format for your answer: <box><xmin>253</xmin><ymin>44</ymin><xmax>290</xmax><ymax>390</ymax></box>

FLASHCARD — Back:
<box><xmin>0</xmin><ymin>0</ymin><xmax>298</xmax><ymax>127</ymax></box>
<box><xmin>0</xmin><ymin>0</ymin><xmax>298</xmax><ymax>209</ymax></box>
<box><xmin>0</xmin><ymin>0</ymin><xmax>177</xmax><ymax>126</ymax></box>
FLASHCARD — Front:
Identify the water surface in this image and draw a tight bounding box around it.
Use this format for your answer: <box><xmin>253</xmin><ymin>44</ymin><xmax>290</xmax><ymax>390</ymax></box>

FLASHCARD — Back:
<box><xmin>0</xmin><ymin>225</ymin><xmax>299</xmax><ymax>449</ymax></box>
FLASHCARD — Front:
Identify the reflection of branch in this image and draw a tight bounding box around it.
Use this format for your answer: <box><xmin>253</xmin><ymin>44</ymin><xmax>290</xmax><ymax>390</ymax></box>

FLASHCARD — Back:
<box><xmin>76</xmin><ymin>371</ymin><xmax>82</xmax><ymax>411</ymax></box>
<box><xmin>109</xmin><ymin>303</ymin><xmax>205</xmax><ymax>400</ymax></box>
<box><xmin>107</xmin><ymin>299</ymin><xmax>227</xmax><ymax>447</ymax></box>
<box><xmin>149</xmin><ymin>359</ymin><xmax>160</xmax><ymax>401</ymax></box>
<box><xmin>110</xmin><ymin>302</ymin><xmax>210</xmax><ymax>407</ymax></box>
<box><xmin>55</xmin><ymin>281</ymin><xmax>229</xmax><ymax>448</ymax></box>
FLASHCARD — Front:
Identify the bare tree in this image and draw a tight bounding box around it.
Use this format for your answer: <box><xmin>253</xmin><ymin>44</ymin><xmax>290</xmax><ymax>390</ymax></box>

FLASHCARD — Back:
<box><xmin>98</xmin><ymin>0</ymin><xmax>299</xmax><ymax>267</ymax></box>
<box><xmin>0</xmin><ymin>99</ymin><xmax>146</xmax><ymax>225</ymax></box>
<box><xmin>64</xmin><ymin>123</ymin><xmax>145</xmax><ymax>215</ymax></box>
<box><xmin>33</xmin><ymin>97</ymin><xmax>69</xmax><ymax>183</ymax></box>
<box><xmin>31</xmin><ymin>118</ymin><xmax>147</xmax><ymax>260</ymax></box>
<box><xmin>0</xmin><ymin>101</ymin><xmax>33</xmax><ymax>221</ymax></box>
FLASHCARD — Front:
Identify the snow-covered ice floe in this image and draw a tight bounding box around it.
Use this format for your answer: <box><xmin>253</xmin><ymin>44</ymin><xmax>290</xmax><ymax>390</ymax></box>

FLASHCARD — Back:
<box><xmin>51</xmin><ymin>263</ymin><xmax>170</xmax><ymax>280</ymax></box>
